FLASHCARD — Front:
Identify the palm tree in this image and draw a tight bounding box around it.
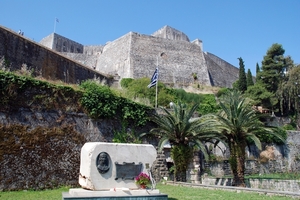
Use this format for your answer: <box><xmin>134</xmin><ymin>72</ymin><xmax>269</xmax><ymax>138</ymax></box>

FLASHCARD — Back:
<box><xmin>208</xmin><ymin>90</ymin><xmax>284</xmax><ymax>187</ymax></box>
<box><xmin>148</xmin><ymin>102</ymin><xmax>222</xmax><ymax>182</ymax></box>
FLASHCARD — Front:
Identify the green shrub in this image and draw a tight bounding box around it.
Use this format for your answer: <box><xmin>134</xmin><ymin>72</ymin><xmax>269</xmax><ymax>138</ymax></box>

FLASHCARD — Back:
<box><xmin>216</xmin><ymin>87</ymin><xmax>230</xmax><ymax>97</ymax></box>
<box><xmin>157</xmin><ymin>89</ymin><xmax>175</xmax><ymax>107</ymax></box>
<box><xmin>80</xmin><ymin>80</ymin><xmax>151</xmax><ymax>126</ymax></box>
<box><xmin>256</xmin><ymin>127</ymin><xmax>287</xmax><ymax>144</ymax></box>
<box><xmin>80</xmin><ymin>80</ymin><xmax>118</xmax><ymax>118</ymax></box>
<box><xmin>283</xmin><ymin>123</ymin><xmax>296</xmax><ymax>130</ymax></box>
<box><xmin>120</xmin><ymin>78</ymin><xmax>134</xmax><ymax>88</ymax></box>
<box><xmin>198</xmin><ymin>94</ymin><xmax>219</xmax><ymax>115</ymax></box>
<box><xmin>112</xmin><ymin>121</ymin><xmax>142</xmax><ymax>144</ymax></box>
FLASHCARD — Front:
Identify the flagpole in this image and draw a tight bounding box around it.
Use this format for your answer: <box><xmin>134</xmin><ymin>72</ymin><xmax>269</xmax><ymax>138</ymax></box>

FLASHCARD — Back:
<box><xmin>54</xmin><ymin>18</ymin><xmax>56</xmax><ymax>33</ymax></box>
<box><xmin>54</xmin><ymin>18</ymin><xmax>59</xmax><ymax>33</ymax></box>
<box><xmin>155</xmin><ymin>56</ymin><xmax>159</xmax><ymax>109</ymax></box>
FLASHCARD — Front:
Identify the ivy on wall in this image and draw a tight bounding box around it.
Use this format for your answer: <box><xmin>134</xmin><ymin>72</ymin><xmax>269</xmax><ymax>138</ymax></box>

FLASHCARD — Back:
<box><xmin>0</xmin><ymin>71</ymin><xmax>152</xmax><ymax>127</ymax></box>
<box><xmin>80</xmin><ymin>80</ymin><xmax>152</xmax><ymax>126</ymax></box>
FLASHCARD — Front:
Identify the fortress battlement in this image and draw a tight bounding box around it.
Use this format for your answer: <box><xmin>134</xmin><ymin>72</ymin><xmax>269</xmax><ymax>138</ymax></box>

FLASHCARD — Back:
<box><xmin>1</xmin><ymin>24</ymin><xmax>238</xmax><ymax>88</ymax></box>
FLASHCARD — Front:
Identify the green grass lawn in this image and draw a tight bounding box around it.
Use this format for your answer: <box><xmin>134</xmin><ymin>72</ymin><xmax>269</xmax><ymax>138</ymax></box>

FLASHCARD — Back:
<box><xmin>157</xmin><ymin>184</ymin><xmax>295</xmax><ymax>200</ymax></box>
<box><xmin>0</xmin><ymin>184</ymin><xmax>295</xmax><ymax>200</ymax></box>
<box><xmin>0</xmin><ymin>186</ymin><xmax>70</xmax><ymax>200</ymax></box>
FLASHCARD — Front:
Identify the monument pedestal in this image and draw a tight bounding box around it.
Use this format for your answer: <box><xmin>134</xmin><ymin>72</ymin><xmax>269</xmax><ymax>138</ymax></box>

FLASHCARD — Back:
<box><xmin>62</xmin><ymin>188</ymin><xmax>168</xmax><ymax>200</ymax></box>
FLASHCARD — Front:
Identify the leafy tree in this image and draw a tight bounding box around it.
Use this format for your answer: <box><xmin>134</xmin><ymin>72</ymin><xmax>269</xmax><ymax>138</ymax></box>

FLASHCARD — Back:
<box><xmin>148</xmin><ymin>102</ymin><xmax>223</xmax><ymax>182</ymax></box>
<box><xmin>277</xmin><ymin>64</ymin><xmax>300</xmax><ymax>117</ymax></box>
<box><xmin>208</xmin><ymin>90</ymin><xmax>284</xmax><ymax>187</ymax></box>
<box><xmin>275</xmin><ymin>57</ymin><xmax>297</xmax><ymax>116</ymax></box>
<box><xmin>259</xmin><ymin>43</ymin><xmax>286</xmax><ymax>94</ymax></box>
<box><xmin>244</xmin><ymin>84</ymin><xmax>276</xmax><ymax>108</ymax></box>
<box><xmin>237</xmin><ymin>57</ymin><xmax>247</xmax><ymax>93</ymax></box>
<box><xmin>246</xmin><ymin>69</ymin><xmax>254</xmax><ymax>87</ymax></box>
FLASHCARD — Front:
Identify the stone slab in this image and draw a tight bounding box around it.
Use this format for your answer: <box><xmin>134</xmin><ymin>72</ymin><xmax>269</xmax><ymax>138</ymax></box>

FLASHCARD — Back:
<box><xmin>79</xmin><ymin>142</ymin><xmax>157</xmax><ymax>190</ymax></box>
<box><xmin>62</xmin><ymin>188</ymin><xmax>168</xmax><ymax>200</ymax></box>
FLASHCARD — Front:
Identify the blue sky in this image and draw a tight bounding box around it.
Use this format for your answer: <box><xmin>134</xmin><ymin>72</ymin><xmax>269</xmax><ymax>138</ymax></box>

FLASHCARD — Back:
<box><xmin>1</xmin><ymin>0</ymin><xmax>299</xmax><ymax>75</ymax></box>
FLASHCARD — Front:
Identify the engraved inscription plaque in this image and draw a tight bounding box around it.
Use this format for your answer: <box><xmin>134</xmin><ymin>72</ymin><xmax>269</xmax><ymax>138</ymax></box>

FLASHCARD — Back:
<box><xmin>115</xmin><ymin>162</ymin><xmax>142</xmax><ymax>180</ymax></box>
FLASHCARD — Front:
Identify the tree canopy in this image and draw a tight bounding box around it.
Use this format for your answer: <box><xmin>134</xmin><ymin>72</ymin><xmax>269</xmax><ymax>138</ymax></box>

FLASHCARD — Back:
<box><xmin>148</xmin><ymin>102</ymin><xmax>223</xmax><ymax>181</ymax></box>
<box><xmin>208</xmin><ymin>90</ymin><xmax>284</xmax><ymax>187</ymax></box>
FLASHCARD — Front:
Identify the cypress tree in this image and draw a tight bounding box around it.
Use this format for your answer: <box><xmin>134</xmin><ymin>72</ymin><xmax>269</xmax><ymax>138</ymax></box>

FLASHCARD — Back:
<box><xmin>256</xmin><ymin>63</ymin><xmax>260</xmax><ymax>74</ymax></box>
<box><xmin>246</xmin><ymin>69</ymin><xmax>254</xmax><ymax>87</ymax></box>
<box><xmin>238</xmin><ymin>57</ymin><xmax>247</xmax><ymax>93</ymax></box>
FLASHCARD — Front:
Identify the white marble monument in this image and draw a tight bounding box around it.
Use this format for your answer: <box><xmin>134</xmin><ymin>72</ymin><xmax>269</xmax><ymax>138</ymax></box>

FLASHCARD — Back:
<box><xmin>79</xmin><ymin>142</ymin><xmax>157</xmax><ymax>190</ymax></box>
<box><xmin>63</xmin><ymin>142</ymin><xmax>168</xmax><ymax>199</ymax></box>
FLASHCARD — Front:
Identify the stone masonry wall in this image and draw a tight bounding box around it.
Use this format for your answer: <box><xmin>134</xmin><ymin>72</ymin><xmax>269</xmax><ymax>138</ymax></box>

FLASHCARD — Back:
<box><xmin>95</xmin><ymin>32</ymin><xmax>132</xmax><ymax>78</ymax></box>
<box><xmin>204</xmin><ymin>52</ymin><xmax>239</xmax><ymax>88</ymax></box>
<box><xmin>151</xmin><ymin>25</ymin><xmax>190</xmax><ymax>42</ymax></box>
<box><xmin>0</xmin><ymin>108</ymin><xmax>155</xmax><ymax>191</ymax></box>
<box><xmin>0</xmin><ymin>25</ymin><xmax>112</xmax><ymax>85</ymax></box>
<box><xmin>35</xmin><ymin>25</ymin><xmax>239</xmax><ymax>89</ymax></box>
<box><xmin>201</xmin><ymin>177</ymin><xmax>300</xmax><ymax>192</ymax></box>
<box><xmin>130</xmin><ymin>32</ymin><xmax>211</xmax><ymax>87</ymax></box>
<box><xmin>40</xmin><ymin>33</ymin><xmax>84</xmax><ymax>53</ymax></box>
<box><xmin>68</xmin><ymin>30</ymin><xmax>213</xmax><ymax>88</ymax></box>
<box><xmin>151</xmin><ymin>151</ymin><xmax>169</xmax><ymax>182</ymax></box>
<box><xmin>200</xmin><ymin>131</ymin><xmax>300</xmax><ymax>179</ymax></box>
<box><xmin>83</xmin><ymin>45</ymin><xmax>104</xmax><ymax>56</ymax></box>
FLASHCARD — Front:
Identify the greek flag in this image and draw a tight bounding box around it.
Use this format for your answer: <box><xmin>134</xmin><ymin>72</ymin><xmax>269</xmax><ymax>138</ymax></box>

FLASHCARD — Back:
<box><xmin>147</xmin><ymin>68</ymin><xmax>158</xmax><ymax>88</ymax></box>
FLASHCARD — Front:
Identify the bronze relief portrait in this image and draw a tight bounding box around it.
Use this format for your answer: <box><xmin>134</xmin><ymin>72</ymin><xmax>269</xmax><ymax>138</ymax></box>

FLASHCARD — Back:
<box><xmin>96</xmin><ymin>152</ymin><xmax>111</xmax><ymax>174</ymax></box>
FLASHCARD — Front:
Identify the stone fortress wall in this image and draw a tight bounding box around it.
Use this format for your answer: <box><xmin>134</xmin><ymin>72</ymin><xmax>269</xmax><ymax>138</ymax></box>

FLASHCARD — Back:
<box><xmin>152</xmin><ymin>25</ymin><xmax>191</xmax><ymax>43</ymax></box>
<box><xmin>129</xmin><ymin>32</ymin><xmax>211</xmax><ymax>86</ymax></box>
<box><xmin>47</xmin><ymin>25</ymin><xmax>239</xmax><ymax>89</ymax></box>
<box><xmin>95</xmin><ymin>33</ymin><xmax>133</xmax><ymax>78</ymax></box>
<box><xmin>40</xmin><ymin>33</ymin><xmax>84</xmax><ymax>53</ymax></box>
<box><xmin>0</xmin><ymin>24</ymin><xmax>240</xmax><ymax>88</ymax></box>
<box><xmin>0</xmin><ymin>25</ymin><xmax>112</xmax><ymax>85</ymax></box>
<box><xmin>204</xmin><ymin>52</ymin><xmax>239</xmax><ymax>87</ymax></box>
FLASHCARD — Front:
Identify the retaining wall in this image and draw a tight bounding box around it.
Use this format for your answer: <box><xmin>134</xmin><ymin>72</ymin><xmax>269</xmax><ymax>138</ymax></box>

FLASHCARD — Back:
<box><xmin>201</xmin><ymin>177</ymin><xmax>300</xmax><ymax>193</ymax></box>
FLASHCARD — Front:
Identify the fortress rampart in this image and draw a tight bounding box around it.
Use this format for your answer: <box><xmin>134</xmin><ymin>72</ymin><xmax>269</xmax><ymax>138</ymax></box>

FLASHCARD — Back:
<box><xmin>128</xmin><ymin>32</ymin><xmax>211</xmax><ymax>86</ymax></box>
<box><xmin>204</xmin><ymin>52</ymin><xmax>239</xmax><ymax>87</ymax></box>
<box><xmin>0</xmin><ymin>24</ymin><xmax>239</xmax><ymax>89</ymax></box>
<box><xmin>152</xmin><ymin>25</ymin><xmax>190</xmax><ymax>42</ymax></box>
<box><xmin>52</xmin><ymin>26</ymin><xmax>239</xmax><ymax>88</ymax></box>
<box><xmin>40</xmin><ymin>33</ymin><xmax>84</xmax><ymax>53</ymax></box>
<box><xmin>0</xmin><ymin>25</ymin><xmax>112</xmax><ymax>85</ymax></box>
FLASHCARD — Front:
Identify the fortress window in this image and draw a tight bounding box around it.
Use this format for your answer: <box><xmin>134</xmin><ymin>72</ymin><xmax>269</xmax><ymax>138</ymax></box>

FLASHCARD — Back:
<box><xmin>63</xmin><ymin>41</ymin><xmax>67</xmax><ymax>52</ymax></box>
<box><xmin>71</xmin><ymin>45</ymin><xmax>74</xmax><ymax>53</ymax></box>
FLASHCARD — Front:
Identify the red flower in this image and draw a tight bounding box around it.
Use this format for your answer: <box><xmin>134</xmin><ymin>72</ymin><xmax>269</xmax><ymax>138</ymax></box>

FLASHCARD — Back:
<box><xmin>135</xmin><ymin>172</ymin><xmax>151</xmax><ymax>185</ymax></box>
